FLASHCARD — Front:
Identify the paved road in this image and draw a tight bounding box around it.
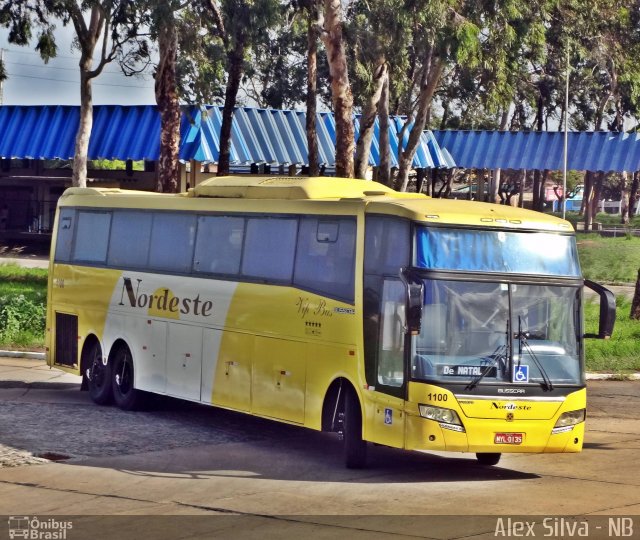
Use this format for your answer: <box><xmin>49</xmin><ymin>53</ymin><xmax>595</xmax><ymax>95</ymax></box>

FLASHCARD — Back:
<box><xmin>0</xmin><ymin>358</ymin><xmax>639</xmax><ymax>539</ymax></box>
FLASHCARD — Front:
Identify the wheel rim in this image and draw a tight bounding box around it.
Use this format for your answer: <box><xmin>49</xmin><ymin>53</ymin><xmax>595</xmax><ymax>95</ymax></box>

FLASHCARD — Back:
<box><xmin>89</xmin><ymin>349</ymin><xmax>107</xmax><ymax>390</ymax></box>
<box><xmin>114</xmin><ymin>350</ymin><xmax>133</xmax><ymax>397</ymax></box>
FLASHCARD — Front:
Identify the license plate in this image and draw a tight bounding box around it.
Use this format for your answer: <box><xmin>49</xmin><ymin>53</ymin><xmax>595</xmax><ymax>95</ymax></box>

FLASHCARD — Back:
<box><xmin>495</xmin><ymin>432</ymin><xmax>524</xmax><ymax>445</ymax></box>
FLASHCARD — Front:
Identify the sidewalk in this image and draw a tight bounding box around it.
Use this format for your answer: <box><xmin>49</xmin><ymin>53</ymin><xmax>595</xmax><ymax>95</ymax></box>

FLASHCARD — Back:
<box><xmin>0</xmin><ymin>356</ymin><xmax>81</xmax><ymax>386</ymax></box>
<box><xmin>0</xmin><ymin>255</ymin><xmax>49</xmax><ymax>269</ymax></box>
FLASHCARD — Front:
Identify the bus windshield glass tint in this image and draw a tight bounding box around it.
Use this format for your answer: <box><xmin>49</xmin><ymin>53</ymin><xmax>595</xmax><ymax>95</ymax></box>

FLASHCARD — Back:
<box><xmin>416</xmin><ymin>227</ymin><xmax>580</xmax><ymax>277</ymax></box>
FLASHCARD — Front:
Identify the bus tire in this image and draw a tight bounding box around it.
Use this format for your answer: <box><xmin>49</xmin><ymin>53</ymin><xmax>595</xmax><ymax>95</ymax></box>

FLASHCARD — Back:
<box><xmin>343</xmin><ymin>387</ymin><xmax>367</xmax><ymax>469</ymax></box>
<box><xmin>87</xmin><ymin>341</ymin><xmax>112</xmax><ymax>405</ymax></box>
<box><xmin>476</xmin><ymin>452</ymin><xmax>501</xmax><ymax>466</ymax></box>
<box><xmin>111</xmin><ymin>344</ymin><xmax>142</xmax><ymax>411</ymax></box>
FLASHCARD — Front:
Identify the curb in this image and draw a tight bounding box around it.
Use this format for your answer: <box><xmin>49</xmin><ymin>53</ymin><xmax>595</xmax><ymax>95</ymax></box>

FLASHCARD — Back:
<box><xmin>0</xmin><ymin>350</ymin><xmax>45</xmax><ymax>360</ymax></box>
<box><xmin>586</xmin><ymin>372</ymin><xmax>640</xmax><ymax>381</ymax></box>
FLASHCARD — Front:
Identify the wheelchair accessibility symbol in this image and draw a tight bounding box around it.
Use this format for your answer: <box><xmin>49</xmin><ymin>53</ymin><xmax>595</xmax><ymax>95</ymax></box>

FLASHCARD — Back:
<box><xmin>384</xmin><ymin>408</ymin><xmax>393</xmax><ymax>425</ymax></box>
<box><xmin>513</xmin><ymin>365</ymin><xmax>529</xmax><ymax>383</ymax></box>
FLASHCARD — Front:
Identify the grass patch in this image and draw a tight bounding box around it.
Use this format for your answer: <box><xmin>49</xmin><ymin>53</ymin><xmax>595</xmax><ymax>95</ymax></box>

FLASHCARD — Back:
<box><xmin>584</xmin><ymin>296</ymin><xmax>640</xmax><ymax>372</ymax></box>
<box><xmin>552</xmin><ymin>211</ymin><xmax>640</xmax><ymax>229</ymax></box>
<box><xmin>0</xmin><ymin>263</ymin><xmax>47</xmax><ymax>350</ymax></box>
<box><xmin>576</xmin><ymin>234</ymin><xmax>640</xmax><ymax>283</ymax></box>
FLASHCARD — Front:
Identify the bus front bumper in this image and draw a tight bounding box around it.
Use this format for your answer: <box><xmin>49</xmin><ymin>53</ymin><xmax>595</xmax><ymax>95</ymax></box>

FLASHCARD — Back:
<box><xmin>405</xmin><ymin>414</ymin><xmax>585</xmax><ymax>454</ymax></box>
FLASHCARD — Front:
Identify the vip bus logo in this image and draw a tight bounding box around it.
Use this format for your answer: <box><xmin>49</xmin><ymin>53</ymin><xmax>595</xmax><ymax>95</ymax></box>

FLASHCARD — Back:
<box><xmin>118</xmin><ymin>277</ymin><xmax>214</xmax><ymax>317</ymax></box>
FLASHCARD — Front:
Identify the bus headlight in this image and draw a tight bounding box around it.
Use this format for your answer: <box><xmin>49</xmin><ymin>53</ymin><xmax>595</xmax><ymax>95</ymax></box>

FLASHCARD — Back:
<box><xmin>554</xmin><ymin>409</ymin><xmax>586</xmax><ymax>429</ymax></box>
<box><xmin>419</xmin><ymin>404</ymin><xmax>463</xmax><ymax>426</ymax></box>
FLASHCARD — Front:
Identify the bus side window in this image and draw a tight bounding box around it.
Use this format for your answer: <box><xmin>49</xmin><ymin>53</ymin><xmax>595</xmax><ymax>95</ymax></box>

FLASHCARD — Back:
<box><xmin>148</xmin><ymin>213</ymin><xmax>197</xmax><ymax>273</ymax></box>
<box><xmin>107</xmin><ymin>211</ymin><xmax>152</xmax><ymax>268</ymax></box>
<box><xmin>193</xmin><ymin>216</ymin><xmax>244</xmax><ymax>275</ymax></box>
<box><xmin>241</xmin><ymin>217</ymin><xmax>298</xmax><ymax>282</ymax></box>
<box><xmin>73</xmin><ymin>211</ymin><xmax>111</xmax><ymax>264</ymax></box>
<box><xmin>54</xmin><ymin>208</ymin><xmax>75</xmax><ymax>262</ymax></box>
<box><xmin>377</xmin><ymin>279</ymin><xmax>406</xmax><ymax>388</ymax></box>
<box><xmin>293</xmin><ymin>217</ymin><xmax>356</xmax><ymax>302</ymax></box>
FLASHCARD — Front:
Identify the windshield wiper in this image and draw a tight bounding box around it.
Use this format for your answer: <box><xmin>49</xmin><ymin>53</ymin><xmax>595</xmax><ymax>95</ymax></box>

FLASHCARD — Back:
<box><xmin>465</xmin><ymin>344</ymin><xmax>507</xmax><ymax>391</ymax></box>
<box><xmin>515</xmin><ymin>315</ymin><xmax>554</xmax><ymax>391</ymax></box>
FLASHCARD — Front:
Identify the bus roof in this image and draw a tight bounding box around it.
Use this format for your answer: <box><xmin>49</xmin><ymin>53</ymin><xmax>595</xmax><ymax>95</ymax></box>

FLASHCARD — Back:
<box><xmin>190</xmin><ymin>176</ymin><xmax>422</xmax><ymax>200</ymax></box>
<box><xmin>59</xmin><ymin>176</ymin><xmax>573</xmax><ymax>233</ymax></box>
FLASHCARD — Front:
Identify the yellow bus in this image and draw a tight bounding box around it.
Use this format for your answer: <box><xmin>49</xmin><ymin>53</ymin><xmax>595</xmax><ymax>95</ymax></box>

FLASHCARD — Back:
<box><xmin>46</xmin><ymin>176</ymin><xmax>615</xmax><ymax>468</ymax></box>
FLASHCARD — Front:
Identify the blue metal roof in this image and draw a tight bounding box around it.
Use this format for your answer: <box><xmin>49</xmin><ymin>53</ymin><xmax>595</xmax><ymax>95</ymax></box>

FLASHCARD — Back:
<box><xmin>192</xmin><ymin>106</ymin><xmax>454</xmax><ymax>168</ymax></box>
<box><xmin>434</xmin><ymin>130</ymin><xmax>640</xmax><ymax>172</ymax></box>
<box><xmin>0</xmin><ymin>105</ymin><xmax>195</xmax><ymax>161</ymax></box>
<box><xmin>0</xmin><ymin>104</ymin><xmax>454</xmax><ymax>169</ymax></box>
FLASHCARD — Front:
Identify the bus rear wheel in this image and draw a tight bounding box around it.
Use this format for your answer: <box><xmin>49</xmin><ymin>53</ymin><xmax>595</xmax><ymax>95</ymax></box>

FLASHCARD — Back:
<box><xmin>343</xmin><ymin>387</ymin><xmax>367</xmax><ymax>469</ymax></box>
<box><xmin>87</xmin><ymin>342</ymin><xmax>112</xmax><ymax>405</ymax></box>
<box><xmin>111</xmin><ymin>344</ymin><xmax>142</xmax><ymax>411</ymax></box>
<box><xmin>476</xmin><ymin>453</ymin><xmax>501</xmax><ymax>466</ymax></box>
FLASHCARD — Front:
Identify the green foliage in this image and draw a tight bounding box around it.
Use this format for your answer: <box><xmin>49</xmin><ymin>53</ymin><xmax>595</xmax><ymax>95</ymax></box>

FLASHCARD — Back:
<box><xmin>584</xmin><ymin>297</ymin><xmax>640</xmax><ymax>371</ymax></box>
<box><xmin>88</xmin><ymin>159</ymin><xmax>144</xmax><ymax>171</ymax></box>
<box><xmin>0</xmin><ymin>264</ymin><xmax>47</xmax><ymax>349</ymax></box>
<box><xmin>0</xmin><ymin>293</ymin><xmax>46</xmax><ymax>345</ymax></box>
<box><xmin>576</xmin><ymin>234</ymin><xmax>640</xmax><ymax>283</ymax></box>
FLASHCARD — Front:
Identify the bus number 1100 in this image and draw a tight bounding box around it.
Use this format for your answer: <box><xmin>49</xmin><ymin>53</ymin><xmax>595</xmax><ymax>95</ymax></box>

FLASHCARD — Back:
<box><xmin>427</xmin><ymin>393</ymin><xmax>448</xmax><ymax>402</ymax></box>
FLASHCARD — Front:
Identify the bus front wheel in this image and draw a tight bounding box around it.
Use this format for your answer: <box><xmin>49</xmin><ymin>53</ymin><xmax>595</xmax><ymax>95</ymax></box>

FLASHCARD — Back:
<box><xmin>476</xmin><ymin>453</ymin><xmax>501</xmax><ymax>466</ymax></box>
<box><xmin>111</xmin><ymin>344</ymin><xmax>142</xmax><ymax>411</ymax></box>
<box><xmin>87</xmin><ymin>342</ymin><xmax>112</xmax><ymax>405</ymax></box>
<box><xmin>343</xmin><ymin>387</ymin><xmax>367</xmax><ymax>469</ymax></box>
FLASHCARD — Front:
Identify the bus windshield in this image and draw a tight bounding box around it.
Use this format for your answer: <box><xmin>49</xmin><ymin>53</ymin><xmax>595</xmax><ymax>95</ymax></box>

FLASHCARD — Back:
<box><xmin>411</xmin><ymin>280</ymin><xmax>582</xmax><ymax>386</ymax></box>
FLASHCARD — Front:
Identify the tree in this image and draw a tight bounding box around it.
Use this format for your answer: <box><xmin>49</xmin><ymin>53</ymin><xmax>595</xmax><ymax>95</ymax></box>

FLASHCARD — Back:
<box><xmin>0</xmin><ymin>1</ymin><xmax>148</xmax><ymax>188</ymax></box>
<box><xmin>348</xmin><ymin>0</ymin><xmax>407</xmax><ymax>179</ymax></box>
<box><xmin>199</xmin><ymin>0</ymin><xmax>280</xmax><ymax>176</ymax></box>
<box><xmin>149</xmin><ymin>0</ymin><xmax>182</xmax><ymax>193</ymax></box>
<box><xmin>319</xmin><ymin>0</ymin><xmax>354</xmax><ymax>178</ymax></box>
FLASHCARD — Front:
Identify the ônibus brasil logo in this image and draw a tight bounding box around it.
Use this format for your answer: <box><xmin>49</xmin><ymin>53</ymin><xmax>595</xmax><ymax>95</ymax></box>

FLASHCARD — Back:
<box><xmin>8</xmin><ymin>516</ymin><xmax>73</xmax><ymax>540</ymax></box>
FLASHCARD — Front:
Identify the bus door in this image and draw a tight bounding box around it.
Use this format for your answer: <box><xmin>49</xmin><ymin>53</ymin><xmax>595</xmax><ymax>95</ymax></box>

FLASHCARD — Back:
<box><xmin>165</xmin><ymin>323</ymin><xmax>202</xmax><ymax>401</ymax></box>
<box><xmin>366</xmin><ymin>278</ymin><xmax>406</xmax><ymax>448</ymax></box>
<box><xmin>252</xmin><ymin>336</ymin><xmax>306</xmax><ymax>424</ymax></box>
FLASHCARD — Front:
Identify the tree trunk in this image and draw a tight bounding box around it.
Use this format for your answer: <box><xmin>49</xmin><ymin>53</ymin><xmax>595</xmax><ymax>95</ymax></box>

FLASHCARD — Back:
<box><xmin>629</xmin><ymin>172</ymin><xmax>640</xmax><ymax>218</ymax></box>
<box><xmin>518</xmin><ymin>170</ymin><xmax>526</xmax><ymax>208</ymax></box>
<box><xmin>71</xmin><ymin>8</ymin><xmax>103</xmax><ymax>189</ymax></box>
<box><xmin>306</xmin><ymin>6</ymin><xmax>319</xmax><ymax>177</ymax></box>
<box><xmin>354</xmin><ymin>60</ymin><xmax>387</xmax><ymax>179</ymax></box>
<box><xmin>321</xmin><ymin>0</ymin><xmax>354</xmax><ymax>178</ymax></box>
<box><xmin>532</xmin><ymin>170</ymin><xmax>542</xmax><ymax>210</ymax></box>
<box><xmin>620</xmin><ymin>172</ymin><xmax>629</xmax><ymax>225</ymax></box>
<box><xmin>499</xmin><ymin>105</ymin><xmax>510</xmax><ymax>130</ymax></box>
<box><xmin>591</xmin><ymin>172</ymin><xmax>605</xmax><ymax>220</ymax></box>
<box><xmin>218</xmin><ymin>33</ymin><xmax>246</xmax><ymax>176</ymax></box>
<box><xmin>155</xmin><ymin>19</ymin><xmax>180</xmax><ymax>193</ymax></box>
<box><xmin>73</xmin><ymin>69</ymin><xmax>93</xmax><ymax>189</ymax></box>
<box><xmin>378</xmin><ymin>71</ymin><xmax>391</xmax><ymax>186</ymax></box>
<box><xmin>397</xmin><ymin>46</ymin><xmax>444</xmax><ymax>191</ymax></box>
<box><xmin>631</xmin><ymin>269</ymin><xmax>640</xmax><ymax>320</ymax></box>
<box><xmin>490</xmin><ymin>169</ymin><xmax>500</xmax><ymax>203</ymax></box>
<box><xmin>583</xmin><ymin>171</ymin><xmax>595</xmax><ymax>231</ymax></box>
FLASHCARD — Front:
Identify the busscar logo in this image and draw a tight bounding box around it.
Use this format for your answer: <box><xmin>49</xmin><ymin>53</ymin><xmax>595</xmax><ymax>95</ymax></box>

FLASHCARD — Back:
<box><xmin>119</xmin><ymin>277</ymin><xmax>213</xmax><ymax>317</ymax></box>
<box><xmin>8</xmin><ymin>517</ymin><xmax>73</xmax><ymax>540</ymax></box>
<box><xmin>498</xmin><ymin>388</ymin><xmax>526</xmax><ymax>394</ymax></box>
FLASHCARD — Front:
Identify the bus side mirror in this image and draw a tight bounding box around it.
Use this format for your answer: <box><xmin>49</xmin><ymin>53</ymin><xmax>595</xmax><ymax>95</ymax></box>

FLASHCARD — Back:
<box><xmin>400</xmin><ymin>268</ymin><xmax>424</xmax><ymax>335</ymax></box>
<box><xmin>584</xmin><ymin>280</ymin><xmax>616</xmax><ymax>339</ymax></box>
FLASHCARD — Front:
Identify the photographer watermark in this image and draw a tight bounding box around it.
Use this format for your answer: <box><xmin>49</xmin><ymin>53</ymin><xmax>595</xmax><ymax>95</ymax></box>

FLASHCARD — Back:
<box><xmin>8</xmin><ymin>516</ymin><xmax>73</xmax><ymax>540</ymax></box>
<box><xmin>495</xmin><ymin>517</ymin><xmax>635</xmax><ymax>538</ymax></box>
